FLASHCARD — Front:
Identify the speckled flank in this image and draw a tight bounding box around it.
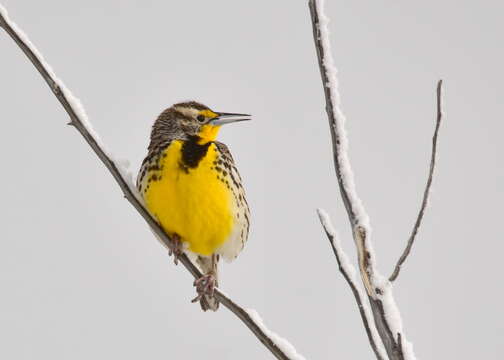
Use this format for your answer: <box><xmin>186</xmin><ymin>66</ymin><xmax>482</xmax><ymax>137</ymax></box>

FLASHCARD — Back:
<box><xmin>137</xmin><ymin>143</ymin><xmax>168</xmax><ymax>195</ymax></box>
<box><xmin>212</xmin><ymin>143</ymin><xmax>250</xmax><ymax>256</ymax></box>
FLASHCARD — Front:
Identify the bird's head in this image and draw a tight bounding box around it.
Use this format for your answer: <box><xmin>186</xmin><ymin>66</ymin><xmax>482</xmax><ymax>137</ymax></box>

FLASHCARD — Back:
<box><xmin>149</xmin><ymin>101</ymin><xmax>250</xmax><ymax>149</ymax></box>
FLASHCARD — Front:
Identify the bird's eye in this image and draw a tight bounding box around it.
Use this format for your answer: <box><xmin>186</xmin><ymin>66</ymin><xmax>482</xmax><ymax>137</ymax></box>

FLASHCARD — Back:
<box><xmin>196</xmin><ymin>115</ymin><xmax>205</xmax><ymax>123</ymax></box>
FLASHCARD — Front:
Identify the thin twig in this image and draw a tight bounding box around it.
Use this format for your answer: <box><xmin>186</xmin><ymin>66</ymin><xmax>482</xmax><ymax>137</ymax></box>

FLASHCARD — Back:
<box><xmin>389</xmin><ymin>80</ymin><xmax>443</xmax><ymax>282</ymax></box>
<box><xmin>0</xmin><ymin>7</ymin><xmax>301</xmax><ymax>360</ymax></box>
<box><xmin>308</xmin><ymin>1</ymin><xmax>417</xmax><ymax>359</ymax></box>
<box><xmin>317</xmin><ymin>210</ymin><xmax>386</xmax><ymax>360</ymax></box>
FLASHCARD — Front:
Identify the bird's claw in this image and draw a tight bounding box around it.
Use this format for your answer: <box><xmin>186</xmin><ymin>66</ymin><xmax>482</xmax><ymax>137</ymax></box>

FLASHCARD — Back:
<box><xmin>191</xmin><ymin>273</ymin><xmax>216</xmax><ymax>303</ymax></box>
<box><xmin>168</xmin><ymin>235</ymin><xmax>183</xmax><ymax>265</ymax></box>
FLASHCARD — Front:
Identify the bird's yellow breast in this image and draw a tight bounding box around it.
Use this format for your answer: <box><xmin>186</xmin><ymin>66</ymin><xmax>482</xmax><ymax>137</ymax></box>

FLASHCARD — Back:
<box><xmin>142</xmin><ymin>140</ymin><xmax>234</xmax><ymax>256</ymax></box>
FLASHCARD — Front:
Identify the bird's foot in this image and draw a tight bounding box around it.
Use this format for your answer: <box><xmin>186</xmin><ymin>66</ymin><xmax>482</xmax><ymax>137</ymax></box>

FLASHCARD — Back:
<box><xmin>168</xmin><ymin>234</ymin><xmax>183</xmax><ymax>265</ymax></box>
<box><xmin>191</xmin><ymin>272</ymin><xmax>217</xmax><ymax>303</ymax></box>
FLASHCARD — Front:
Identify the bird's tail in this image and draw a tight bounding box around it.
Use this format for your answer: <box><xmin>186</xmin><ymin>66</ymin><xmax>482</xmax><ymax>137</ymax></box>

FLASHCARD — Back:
<box><xmin>196</xmin><ymin>255</ymin><xmax>219</xmax><ymax>311</ymax></box>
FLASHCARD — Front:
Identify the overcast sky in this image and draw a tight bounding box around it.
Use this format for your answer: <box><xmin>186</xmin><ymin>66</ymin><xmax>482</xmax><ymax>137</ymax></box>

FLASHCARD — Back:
<box><xmin>0</xmin><ymin>1</ymin><xmax>502</xmax><ymax>359</ymax></box>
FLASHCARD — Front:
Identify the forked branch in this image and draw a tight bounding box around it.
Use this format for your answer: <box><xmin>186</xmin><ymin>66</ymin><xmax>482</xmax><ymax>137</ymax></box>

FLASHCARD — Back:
<box><xmin>0</xmin><ymin>6</ymin><xmax>303</xmax><ymax>360</ymax></box>
<box><xmin>308</xmin><ymin>0</ymin><xmax>420</xmax><ymax>359</ymax></box>
<box><xmin>389</xmin><ymin>80</ymin><xmax>443</xmax><ymax>282</ymax></box>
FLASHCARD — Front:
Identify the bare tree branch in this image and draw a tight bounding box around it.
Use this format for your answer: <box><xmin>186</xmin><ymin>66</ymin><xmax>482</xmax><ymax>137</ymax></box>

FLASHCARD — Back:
<box><xmin>0</xmin><ymin>6</ymin><xmax>303</xmax><ymax>360</ymax></box>
<box><xmin>389</xmin><ymin>80</ymin><xmax>443</xmax><ymax>282</ymax></box>
<box><xmin>308</xmin><ymin>1</ymin><xmax>418</xmax><ymax>359</ymax></box>
<box><xmin>317</xmin><ymin>209</ymin><xmax>386</xmax><ymax>360</ymax></box>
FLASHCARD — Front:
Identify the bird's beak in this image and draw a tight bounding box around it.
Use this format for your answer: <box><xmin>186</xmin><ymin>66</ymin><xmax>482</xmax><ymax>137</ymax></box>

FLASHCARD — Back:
<box><xmin>210</xmin><ymin>112</ymin><xmax>251</xmax><ymax>126</ymax></box>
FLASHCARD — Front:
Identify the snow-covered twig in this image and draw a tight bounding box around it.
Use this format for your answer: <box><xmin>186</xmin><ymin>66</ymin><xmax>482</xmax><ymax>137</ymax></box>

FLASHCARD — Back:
<box><xmin>317</xmin><ymin>209</ymin><xmax>387</xmax><ymax>360</ymax></box>
<box><xmin>389</xmin><ymin>80</ymin><xmax>443</xmax><ymax>282</ymax></box>
<box><xmin>308</xmin><ymin>1</ymin><xmax>418</xmax><ymax>359</ymax></box>
<box><xmin>0</xmin><ymin>5</ymin><xmax>303</xmax><ymax>360</ymax></box>
<box><xmin>307</xmin><ymin>0</ymin><xmax>376</xmax><ymax>298</ymax></box>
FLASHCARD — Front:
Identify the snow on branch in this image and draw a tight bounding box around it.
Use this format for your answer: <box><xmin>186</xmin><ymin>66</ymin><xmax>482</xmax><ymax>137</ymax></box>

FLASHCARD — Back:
<box><xmin>308</xmin><ymin>0</ymin><xmax>419</xmax><ymax>359</ymax></box>
<box><xmin>0</xmin><ymin>5</ymin><xmax>303</xmax><ymax>360</ymax></box>
<box><xmin>317</xmin><ymin>209</ymin><xmax>387</xmax><ymax>360</ymax></box>
<box><xmin>307</xmin><ymin>0</ymin><xmax>377</xmax><ymax>301</ymax></box>
<box><xmin>244</xmin><ymin>309</ymin><xmax>306</xmax><ymax>360</ymax></box>
<box><xmin>389</xmin><ymin>80</ymin><xmax>443</xmax><ymax>282</ymax></box>
<box><xmin>306</xmin><ymin>1</ymin><xmax>369</xmax><ymax>230</ymax></box>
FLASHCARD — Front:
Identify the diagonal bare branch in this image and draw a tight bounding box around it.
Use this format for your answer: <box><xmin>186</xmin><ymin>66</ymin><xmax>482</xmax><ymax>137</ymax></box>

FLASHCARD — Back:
<box><xmin>0</xmin><ymin>6</ymin><xmax>303</xmax><ymax>360</ymax></box>
<box><xmin>317</xmin><ymin>209</ymin><xmax>386</xmax><ymax>360</ymax></box>
<box><xmin>389</xmin><ymin>80</ymin><xmax>443</xmax><ymax>282</ymax></box>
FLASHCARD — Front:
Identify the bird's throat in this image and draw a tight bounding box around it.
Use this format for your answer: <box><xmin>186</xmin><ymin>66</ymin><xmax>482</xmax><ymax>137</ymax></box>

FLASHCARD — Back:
<box><xmin>197</xmin><ymin>124</ymin><xmax>220</xmax><ymax>144</ymax></box>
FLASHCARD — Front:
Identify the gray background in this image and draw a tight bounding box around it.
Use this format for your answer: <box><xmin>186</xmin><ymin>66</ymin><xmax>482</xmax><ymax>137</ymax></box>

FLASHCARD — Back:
<box><xmin>0</xmin><ymin>1</ymin><xmax>502</xmax><ymax>359</ymax></box>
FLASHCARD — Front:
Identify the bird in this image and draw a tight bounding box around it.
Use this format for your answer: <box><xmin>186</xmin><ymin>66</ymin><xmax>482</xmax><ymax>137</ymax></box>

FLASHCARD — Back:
<box><xmin>137</xmin><ymin>101</ymin><xmax>250</xmax><ymax>311</ymax></box>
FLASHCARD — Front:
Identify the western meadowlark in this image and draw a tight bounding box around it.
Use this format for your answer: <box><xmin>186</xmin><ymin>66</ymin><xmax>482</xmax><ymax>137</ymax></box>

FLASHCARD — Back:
<box><xmin>137</xmin><ymin>101</ymin><xmax>250</xmax><ymax>311</ymax></box>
